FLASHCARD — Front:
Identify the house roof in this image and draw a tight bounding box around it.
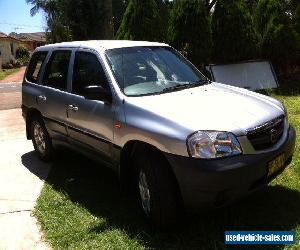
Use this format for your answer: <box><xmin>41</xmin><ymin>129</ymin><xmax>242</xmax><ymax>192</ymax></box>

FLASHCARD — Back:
<box><xmin>18</xmin><ymin>32</ymin><xmax>46</xmax><ymax>43</ymax></box>
<box><xmin>0</xmin><ymin>32</ymin><xmax>8</xmax><ymax>38</ymax></box>
<box><xmin>0</xmin><ymin>31</ymin><xmax>21</xmax><ymax>42</ymax></box>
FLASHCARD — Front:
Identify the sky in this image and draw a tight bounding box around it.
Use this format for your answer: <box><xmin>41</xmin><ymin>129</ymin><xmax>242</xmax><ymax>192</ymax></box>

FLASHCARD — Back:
<box><xmin>0</xmin><ymin>0</ymin><xmax>45</xmax><ymax>34</ymax></box>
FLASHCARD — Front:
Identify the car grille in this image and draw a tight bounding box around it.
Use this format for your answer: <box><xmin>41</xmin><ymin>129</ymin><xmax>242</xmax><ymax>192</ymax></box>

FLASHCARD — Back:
<box><xmin>247</xmin><ymin>115</ymin><xmax>285</xmax><ymax>151</ymax></box>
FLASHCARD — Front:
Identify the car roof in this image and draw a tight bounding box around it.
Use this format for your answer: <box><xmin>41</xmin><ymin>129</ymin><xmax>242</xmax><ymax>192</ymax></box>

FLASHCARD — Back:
<box><xmin>37</xmin><ymin>40</ymin><xmax>169</xmax><ymax>52</ymax></box>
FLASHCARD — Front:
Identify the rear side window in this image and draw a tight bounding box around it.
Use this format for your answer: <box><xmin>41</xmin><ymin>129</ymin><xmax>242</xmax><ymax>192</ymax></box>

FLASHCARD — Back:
<box><xmin>26</xmin><ymin>51</ymin><xmax>48</xmax><ymax>83</ymax></box>
<box><xmin>72</xmin><ymin>51</ymin><xmax>109</xmax><ymax>95</ymax></box>
<box><xmin>43</xmin><ymin>50</ymin><xmax>71</xmax><ymax>90</ymax></box>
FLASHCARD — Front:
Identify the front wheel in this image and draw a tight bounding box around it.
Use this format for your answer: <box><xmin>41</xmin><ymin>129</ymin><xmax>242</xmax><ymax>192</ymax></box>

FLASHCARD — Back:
<box><xmin>135</xmin><ymin>147</ymin><xmax>181</xmax><ymax>229</ymax></box>
<box><xmin>31</xmin><ymin>117</ymin><xmax>52</xmax><ymax>161</ymax></box>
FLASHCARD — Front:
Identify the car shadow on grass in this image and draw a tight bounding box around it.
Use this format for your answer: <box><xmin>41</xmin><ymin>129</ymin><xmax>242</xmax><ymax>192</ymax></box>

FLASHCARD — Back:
<box><xmin>22</xmin><ymin>149</ymin><xmax>300</xmax><ymax>250</ymax></box>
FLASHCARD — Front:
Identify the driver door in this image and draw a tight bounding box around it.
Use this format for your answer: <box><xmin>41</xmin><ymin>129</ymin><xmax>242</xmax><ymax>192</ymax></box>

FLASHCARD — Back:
<box><xmin>67</xmin><ymin>49</ymin><xmax>114</xmax><ymax>163</ymax></box>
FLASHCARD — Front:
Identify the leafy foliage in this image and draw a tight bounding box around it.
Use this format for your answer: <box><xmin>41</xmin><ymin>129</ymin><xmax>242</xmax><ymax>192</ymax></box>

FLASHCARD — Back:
<box><xmin>245</xmin><ymin>0</ymin><xmax>259</xmax><ymax>12</ymax></box>
<box><xmin>16</xmin><ymin>45</ymin><xmax>30</xmax><ymax>59</ymax></box>
<box><xmin>295</xmin><ymin>4</ymin><xmax>300</xmax><ymax>36</ymax></box>
<box><xmin>255</xmin><ymin>0</ymin><xmax>299</xmax><ymax>74</ymax></box>
<box><xmin>25</xmin><ymin>0</ymin><xmax>299</xmax><ymax>76</ymax></box>
<box><xmin>26</xmin><ymin>0</ymin><xmax>113</xmax><ymax>41</ymax></box>
<box><xmin>168</xmin><ymin>0</ymin><xmax>211</xmax><ymax>67</ymax></box>
<box><xmin>62</xmin><ymin>0</ymin><xmax>111</xmax><ymax>40</ymax></box>
<box><xmin>16</xmin><ymin>45</ymin><xmax>30</xmax><ymax>66</ymax></box>
<box><xmin>211</xmin><ymin>0</ymin><xmax>258</xmax><ymax>63</ymax></box>
<box><xmin>112</xmin><ymin>0</ymin><xmax>127</xmax><ymax>36</ymax></box>
<box><xmin>116</xmin><ymin>0</ymin><xmax>163</xmax><ymax>41</ymax></box>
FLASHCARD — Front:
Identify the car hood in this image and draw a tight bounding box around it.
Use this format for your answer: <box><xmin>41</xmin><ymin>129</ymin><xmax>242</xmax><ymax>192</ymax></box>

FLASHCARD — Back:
<box><xmin>125</xmin><ymin>82</ymin><xmax>285</xmax><ymax>136</ymax></box>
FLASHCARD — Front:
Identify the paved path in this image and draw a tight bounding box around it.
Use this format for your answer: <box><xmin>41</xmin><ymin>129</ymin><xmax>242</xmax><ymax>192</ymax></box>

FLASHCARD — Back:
<box><xmin>0</xmin><ymin>109</ymin><xmax>51</xmax><ymax>248</ymax></box>
<box><xmin>0</xmin><ymin>67</ymin><xmax>26</xmax><ymax>84</ymax></box>
<box><xmin>0</xmin><ymin>67</ymin><xmax>25</xmax><ymax>111</ymax></box>
<box><xmin>0</xmin><ymin>83</ymin><xmax>22</xmax><ymax>110</ymax></box>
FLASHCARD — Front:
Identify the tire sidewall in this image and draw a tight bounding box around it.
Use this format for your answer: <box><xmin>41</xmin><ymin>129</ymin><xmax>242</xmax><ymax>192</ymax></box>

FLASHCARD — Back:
<box><xmin>31</xmin><ymin>117</ymin><xmax>52</xmax><ymax>161</ymax></box>
<box><xmin>135</xmin><ymin>148</ymin><xmax>180</xmax><ymax>229</ymax></box>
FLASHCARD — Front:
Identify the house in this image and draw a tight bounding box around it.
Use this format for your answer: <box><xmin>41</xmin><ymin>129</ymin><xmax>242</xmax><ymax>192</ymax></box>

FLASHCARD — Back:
<box><xmin>0</xmin><ymin>32</ymin><xmax>21</xmax><ymax>66</ymax></box>
<box><xmin>0</xmin><ymin>31</ymin><xmax>47</xmax><ymax>68</ymax></box>
<box><xmin>10</xmin><ymin>32</ymin><xmax>46</xmax><ymax>52</ymax></box>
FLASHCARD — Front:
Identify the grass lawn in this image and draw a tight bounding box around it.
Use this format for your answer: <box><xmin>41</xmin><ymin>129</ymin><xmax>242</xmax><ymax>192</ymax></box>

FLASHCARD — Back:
<box><xmin>0</xmin><ymin>68</ymin><xmax>20</xmax><ymax>81</ymax></box>
<box><xmin>34</xmin><ymin>93</ymin><xmax>300</xmax><ymax>250</ymax></box>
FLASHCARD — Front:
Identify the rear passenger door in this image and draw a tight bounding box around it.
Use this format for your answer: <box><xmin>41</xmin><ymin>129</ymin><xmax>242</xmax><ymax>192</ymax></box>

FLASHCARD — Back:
<box><xmin>67</xmin><ymin>49</ymin><xmax>114</xmax><ymax>162</ymax></box>
<box><xmin>23</xmin><ymin>50</ymin><xmax>48</xmax><ymax>110</ymax></box>
<box><xmin>39</xmin><ymin>49</ymin><xmax>72</xmax><ymax>141</ymax></box>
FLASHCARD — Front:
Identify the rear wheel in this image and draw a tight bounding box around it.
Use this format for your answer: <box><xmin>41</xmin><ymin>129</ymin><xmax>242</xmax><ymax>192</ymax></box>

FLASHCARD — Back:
<box><xmin>135</xmin><ymin>146</ymin><xmax>181</xmax><ymax>229</ymax></box>
<box><xmin>31</xmin><ymin>117</ymin><xmax>52</xmax><ymax>161</ymax></box>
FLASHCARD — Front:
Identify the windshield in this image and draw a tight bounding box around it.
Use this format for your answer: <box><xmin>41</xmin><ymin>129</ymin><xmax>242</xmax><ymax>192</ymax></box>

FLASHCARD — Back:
<box><xmin>105</xmin><ymin>46</ymin><xmax>208</xmax><ymax>96</ymax></box>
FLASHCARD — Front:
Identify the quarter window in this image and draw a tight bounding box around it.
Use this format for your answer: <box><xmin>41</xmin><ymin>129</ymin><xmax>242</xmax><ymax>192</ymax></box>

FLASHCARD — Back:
<box><xmin>43</xmin><ymin>50</ymin><xmax>71</xmax><ymax>90</ymax></box>
<box><xmin>72</xmin><ymin>51</ymin><xmax>109</xmax><ymax>95</ymax></box>
<box><xmin>26</xmin><ymin>51</ymin><xmax>48</xmax><ymax>84</ymax></box>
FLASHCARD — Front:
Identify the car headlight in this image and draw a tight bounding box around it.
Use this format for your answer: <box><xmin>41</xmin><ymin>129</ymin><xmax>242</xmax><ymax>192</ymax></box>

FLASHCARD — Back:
<box><xmin>187</xmin><ymin>131</ymin><xmax>242</xmax><ymax>159</ymax></box>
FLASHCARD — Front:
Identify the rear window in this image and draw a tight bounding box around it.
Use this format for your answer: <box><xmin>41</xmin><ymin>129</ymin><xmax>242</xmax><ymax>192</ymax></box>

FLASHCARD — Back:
<box><xmin>26</xmin><ymin>51</ymin><xmax>48</xmax><ymax>83</ymax></box>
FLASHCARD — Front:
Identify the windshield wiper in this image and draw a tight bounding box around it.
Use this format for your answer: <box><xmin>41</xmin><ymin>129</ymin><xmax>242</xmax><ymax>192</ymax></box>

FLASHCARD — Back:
<box><xmin>191</xmin><ymin>78</ymin><xmax>211</xmax><ymax>86</ymax></box>
<box><xmin>161</xmin><ymin>79</ymin><xmax>211</xmax><ymax>94</ymax></box>
<box><xmin>161</xmin><ymin>84</ymin><xmax>190</xmax><ymax>93</ymax></box>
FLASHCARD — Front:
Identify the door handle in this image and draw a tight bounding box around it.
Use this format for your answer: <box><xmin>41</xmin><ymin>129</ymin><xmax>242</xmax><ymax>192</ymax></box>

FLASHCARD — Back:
<box><xmin>68</xmin><ymin>104</ymin><xmax>79</xmax><ymax>111</ymax></box>
<box><xmin>37</xmin><ymin>95</ymin><xmax>47</xmax><ymax>102</ymax></box>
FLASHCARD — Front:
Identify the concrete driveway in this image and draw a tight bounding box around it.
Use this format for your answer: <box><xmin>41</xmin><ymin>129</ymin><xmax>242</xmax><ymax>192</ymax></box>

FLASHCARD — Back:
<box><xmin>0</xmin><ymin>69</ymin><xmax>50</xmax><ymax>249</ymax></box>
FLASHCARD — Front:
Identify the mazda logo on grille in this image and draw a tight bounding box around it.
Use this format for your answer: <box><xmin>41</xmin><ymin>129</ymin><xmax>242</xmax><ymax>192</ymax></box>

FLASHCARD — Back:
<box><xmin>270</xmin><ymin>128</ymin><xmax>278</xmax><ymax>143</ymax></box>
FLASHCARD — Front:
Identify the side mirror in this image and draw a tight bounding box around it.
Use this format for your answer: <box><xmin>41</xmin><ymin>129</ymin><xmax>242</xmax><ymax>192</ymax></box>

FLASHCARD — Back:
<box><xmin>83</xmin><ymin>85</ymin><xmax>112</xmax><ymax>103</ymax></box>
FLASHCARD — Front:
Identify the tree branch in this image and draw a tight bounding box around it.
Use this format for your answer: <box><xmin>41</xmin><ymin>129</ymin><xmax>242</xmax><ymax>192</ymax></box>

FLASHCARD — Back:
<box><xmin>208</xmin><ymin>0</ymin><xmax>217</xmax><ymax>10</ymax></box>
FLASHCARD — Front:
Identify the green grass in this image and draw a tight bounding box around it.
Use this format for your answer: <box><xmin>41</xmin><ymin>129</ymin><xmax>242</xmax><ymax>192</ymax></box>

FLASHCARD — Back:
<box><xmin>33</xmin><ymin>94</ymin><xmax>300</xmax><ymax>250</ymax></box>
<box><xmin>0</xmin><ymin>68</ymin><xmax>20</xmax><ymax>80</ymax></box>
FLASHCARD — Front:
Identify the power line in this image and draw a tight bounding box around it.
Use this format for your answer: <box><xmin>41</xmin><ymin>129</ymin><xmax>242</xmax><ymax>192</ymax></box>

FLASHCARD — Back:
<box><xmin>0</xmin><ymin>21</ymin><xmax>43</xmax><ymax>28</ymax></box>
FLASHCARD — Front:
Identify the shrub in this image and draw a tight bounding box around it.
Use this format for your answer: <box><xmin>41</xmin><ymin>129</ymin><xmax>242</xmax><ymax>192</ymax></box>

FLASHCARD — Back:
<box><xmin>2</xmin><ymin>63</ymin><xmax>14</xmax><ymax>69</ymax></box>
<box><xmin>16</xmin><ymin>45</ymin><xmax>30</xmax><ymax>59</ymax></box>
<box><xmin>16</xmin><ymin>56</ymin><xmax>30</xmax><ymax>66</ymax></box>
<box><xmin>168</xmin><ymin>0</ymin><xmax>211</xmax><ymax>68</ymax></box>
<box><xmin>211</xmin><ymin>0</ymin><xmax>258</xmax><ymax>63</ymax></box>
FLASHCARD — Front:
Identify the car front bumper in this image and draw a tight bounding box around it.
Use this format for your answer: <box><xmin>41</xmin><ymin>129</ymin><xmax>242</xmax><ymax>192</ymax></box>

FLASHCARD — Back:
<box><xmin>164</xmin><ymin>126</ymin><xmax>296</xmax><ymax>211</ymax></box>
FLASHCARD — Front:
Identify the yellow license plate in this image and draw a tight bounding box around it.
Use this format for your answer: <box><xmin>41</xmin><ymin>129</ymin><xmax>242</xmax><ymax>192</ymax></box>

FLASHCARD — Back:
<box><xmin>268</xmin><ymin>154</ymin><xmax>285</xmax><ymax>177</ymax></box>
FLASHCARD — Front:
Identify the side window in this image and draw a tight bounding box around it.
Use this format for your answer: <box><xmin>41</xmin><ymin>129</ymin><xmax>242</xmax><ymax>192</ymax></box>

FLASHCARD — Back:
<box><xmin>43</xmin><ymin>50</ymin><xmax>71</xmax><ymax>90</ymax></box>
<box><xmin>26</xmin><ymin>51</ymin><xmax>48</xmax><ymax>84</ymax></box>
<box><xmin>72</xmin><ymin>51</ymin><xmax>109</xmax><ymax>95</ymax></box>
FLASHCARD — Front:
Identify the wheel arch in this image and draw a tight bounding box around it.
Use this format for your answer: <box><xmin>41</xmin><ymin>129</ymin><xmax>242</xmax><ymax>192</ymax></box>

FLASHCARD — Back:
<box><xmin>119</xmin><ymin>140</ymin><xmax>183</xmax><ymax>203</ymax></box>
<box><xmin>25</xmin><ymin>108</ymin><xmax>43</xmax><ymax>139</ymax></box>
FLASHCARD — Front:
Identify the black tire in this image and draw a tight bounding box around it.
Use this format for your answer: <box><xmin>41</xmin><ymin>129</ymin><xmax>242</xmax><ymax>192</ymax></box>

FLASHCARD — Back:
<box><xmin>30</xmin><ymin>116</ymin><xmax>53</xmax><ymax>161</ymax></box>
<box><xmin>134</xmin><ymin>146</ymin><xmax>181</xmax><ymax>229</ymax></box>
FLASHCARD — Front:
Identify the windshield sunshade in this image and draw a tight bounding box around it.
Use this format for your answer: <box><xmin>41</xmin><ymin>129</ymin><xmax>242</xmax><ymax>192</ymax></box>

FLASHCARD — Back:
<box><xmin>207</xmin><ymin>60</ymin><xmax>279</xmax><ymax>91</ymax></box>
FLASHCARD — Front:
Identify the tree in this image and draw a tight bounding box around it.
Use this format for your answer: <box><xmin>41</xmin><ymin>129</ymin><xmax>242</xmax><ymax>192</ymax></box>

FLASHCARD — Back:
<box><xmin>211</xmin><ymin>0</ymin><xmax>258</xmax><ymax>63</ymax></box>
<box><xmin>155</xmin><ymin>0</ymin><xmax>173</xmax><ymax>41</ymax></box>
<box><xmin>204</xmin><ymin>0</ymin><xmax>217</xmax><ymax>13</ymax></box>
<box><xmin>255</xmin><ymin>0</ymin><xmax>299</xmax><ymax>74</ymax></box>
<box><xmin>61</xmin><ymin>0</ymin><xmax>112</xmax><ymax>40</ymax></box>
<box><xmin>26</xmin><ymin>0</ymin><xmax>113</xmax><ymax>41</ymax></box>
<box><xmin>295</xmin><ymin>4</ymin><xmax>300</xmax><ymax>36</ymax></box>
<box><xmin>245</xmin><ymin>0</ymin><xmax>259</xmax><ymax>13</ymax></box>
<box><xmin>255</xmin><ymin>0</ymin><xmax>284</xmax><ymax>36</ymax></box>
<box><xmin>116</xmin><ymin>0</ymin><xmax>163</xmax><ymax>41</ymax></box>
<box><xmin>26</xmin><ymin>0</ymin><xmax>46</xmax><ymax>15</ymax></box>
<box><xmin>26</xmin><ymin>0</ymin><xmax>71</xmax><ymax>42</ymax></box>
<box><xmin>168</xmin><ymin>0</ymin><xmax>211</xmax><ymax>67</ymax></box>
<box><xmin>112</xmin><ymin>0</ymin><xmax>127</xmax><ymax>36</ymax></box>
<box><xmin>295</xmin><ymin>5</ymin><xmax>300</xmax><ymax>66</ymax></box>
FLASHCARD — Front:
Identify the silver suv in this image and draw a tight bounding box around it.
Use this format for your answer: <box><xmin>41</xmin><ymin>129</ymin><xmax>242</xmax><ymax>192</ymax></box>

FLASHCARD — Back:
<box><xmin>22</xmin><ymin>41</ymin><xmax>296</xmax><ymax>228</ymax></box>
